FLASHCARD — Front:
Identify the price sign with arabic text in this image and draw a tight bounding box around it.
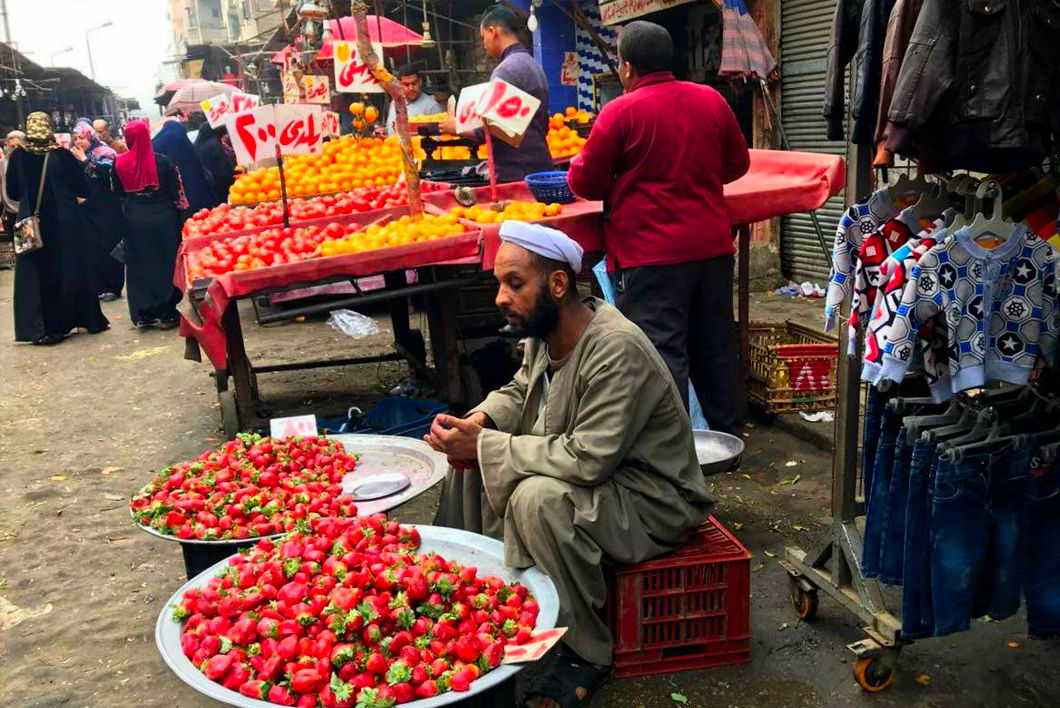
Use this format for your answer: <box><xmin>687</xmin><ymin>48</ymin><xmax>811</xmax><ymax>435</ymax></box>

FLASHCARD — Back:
<box><xmin>301</xmin><ymin>75</ymin><xmax>331</xmax><ymax>105</ymax></box>
<box><xmin>282</xmin><ymin>71</ymin><xmax>301</xmax><ymax>103</ymax></box>
<box><xmin>454</xmin><ymin>82</ymin><xmax>490</xmax><ymax>135</ymax></box>
<box><xmin>225</xmin><ymin>105</ymin><xmax>324</xmax><ymax>166</ymax></box>
<box><xmin>274</xmin><ymin>105</ymin><xmax>324</xmax><ymax>156</ymax></box>
<box><xmin>201</xmin><ymin>94</ymin><xmax>232</xmax><ymax>128</ymax></box>
<box><xmin>202</xmin><ymin>92</ymin><xmax>260</xmax><ymax>128</ymax></box>
<box><xmin>230</xmin><ymin>93</ymin><xmax>260</xmax><ymax>115</ymax></box>
<box><xmin>332</xmin><ymin>40</ymin><xmax>385</xmax><ymax>94</ymax></box>
<box><xmin>321</xmin><ymin>110</ymin><xmax>341</xmax><ymax>138</ymax></box>
<box><xmin>478</xmin><ymin>79</ymin><xmax>541</xmax><ymax>147</ymax></box>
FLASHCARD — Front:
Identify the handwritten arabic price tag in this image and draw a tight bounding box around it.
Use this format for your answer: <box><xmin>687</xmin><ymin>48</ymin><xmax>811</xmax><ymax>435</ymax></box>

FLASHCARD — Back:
<box><xmin>230</xmin><ymin>93</ymin><xmax>260</xmax><ymax>115</ymax></box>
<box><xmin>321</xmin><ymin>110</ymin><xmax>341</xmax><ymax>138</ymax></box>
<box><xmin>454</xmin><ymin>82</ymin><xmax>490</xmax><ymax>134</ymax></box>
<box><xmin>201</xmin><ymin>94</ymin><xmax>233</xmax><ymax>128</ymax></box>
<box><xmin>274</xmin><ymin>105</ymin><xmax>324</xmax><ymax>156</ymax></box>
<box><xmin>225</xmin><ymin>106</ymin><xmax>275</xmax><ymax>166</ymax></box>
<box><xmin>332</xmin><ymin>40</ymin><xmax>385</xmax><ymax>94</ymax></box>
<box><xmin>301</xmin><ymin>75</ymin><xmax>331</xmax><ymax>105</ymax></box>
<box><xmin>478</xmin><ymin>78</ymin><xmax>541</xmax><ymax>148</ymax></box>
<box><xmin>270</xmin><ymin>415</ymin><xmax>318</xmax><ymax>440</ymax></box>
<box><xmin>500</xmin><ymin>628</ymin><xmax>568</xmax><ymax>664</ymax></box>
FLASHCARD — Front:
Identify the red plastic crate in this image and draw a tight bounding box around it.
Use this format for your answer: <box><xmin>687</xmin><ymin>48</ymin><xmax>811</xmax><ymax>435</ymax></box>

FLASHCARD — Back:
<box><xmin>608</xmin><ymin>516</ymin><xmax>751</xmax><ymax>678</ymax></box>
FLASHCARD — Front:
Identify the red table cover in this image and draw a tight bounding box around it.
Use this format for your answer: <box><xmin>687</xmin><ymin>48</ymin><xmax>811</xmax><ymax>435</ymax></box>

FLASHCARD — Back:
<box><xmin>180</xmin><ymin>149</ymin><xmax>844</xmax><ymax>370</ymax></box>
<box><xmin>179</xmin><ymin>229</ymin><xmax>482</xmax><ymax>370</ymax></box>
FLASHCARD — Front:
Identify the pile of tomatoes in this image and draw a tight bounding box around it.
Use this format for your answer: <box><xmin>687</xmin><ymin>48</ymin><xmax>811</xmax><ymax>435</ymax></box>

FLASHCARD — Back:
<box><xmin>130</xmin><ymin>435</ymin><xmax>359</xmax><ymax>542</ymax></box>
<box><xmin>172</xmin><ymin>514</ymin><xmax>539</xmax><ymax>706</ymax></box>
<box><xmin>184</xmin><ymin>186</ymin><xmax>418</xmax><ymax>240</ymax></box>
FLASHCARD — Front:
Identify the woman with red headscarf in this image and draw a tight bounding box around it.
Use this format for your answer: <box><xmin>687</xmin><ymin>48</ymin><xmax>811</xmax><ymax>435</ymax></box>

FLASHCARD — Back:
<box><xmin>115</xmin><ymin>119</ymin><xmax>189</xmax><ymax>329</ymax></box>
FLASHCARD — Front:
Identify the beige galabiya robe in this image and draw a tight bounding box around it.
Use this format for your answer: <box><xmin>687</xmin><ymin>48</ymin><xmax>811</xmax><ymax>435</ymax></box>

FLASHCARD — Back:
<box><xmin>434</xmin><ymin>299</ymin><xmax>713</xmax><ymax>665</ymax></box>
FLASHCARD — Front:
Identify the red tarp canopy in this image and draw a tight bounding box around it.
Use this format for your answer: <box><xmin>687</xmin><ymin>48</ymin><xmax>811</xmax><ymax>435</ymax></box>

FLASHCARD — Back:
<box><xmin>271</xmin><ymin>16</ymin><xmax>426</xmax><ymax>65</ymax></box>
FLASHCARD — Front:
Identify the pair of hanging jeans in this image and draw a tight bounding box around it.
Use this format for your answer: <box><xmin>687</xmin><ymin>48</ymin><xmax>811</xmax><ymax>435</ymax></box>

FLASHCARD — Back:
<box><xmin>901</xmin><ymin>438</ymin><xmax>940</xmax><ymax>639</ymax></box>
<box><xmin>1025</xmin><ymin>449</ymin><xmax>1060</xmax><ymax>638</ymax></box>
<box><xmin>863</xmin><ymin>407</ymin><xmax>903</xmax><ymax>578</ymax></box>
<box><xmin>930</xmin><ymin>442</ymin><xmax>1031</xmax><ymax>636</ymax></box>
<box><xmin>979</xmin><ymin>444</ymin><xmax>1033</xmax><ymax>622</ymax></box>
<box><xmin>862</xmin><ymin>386</ymin><xmax>895</xmax><ymax>504</ymax></box>
<box><xmin>879</xmin><ymin>428</ymin><xmax>917</xmax><ymax>584</ymax></box>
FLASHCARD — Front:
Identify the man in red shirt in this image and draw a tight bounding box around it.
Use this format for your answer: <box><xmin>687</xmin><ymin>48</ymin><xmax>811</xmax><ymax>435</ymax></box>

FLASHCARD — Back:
<box><xmin>568</xmin><ymin>20</ymin><xmax>750</xmax><ymax>434</ymax></box>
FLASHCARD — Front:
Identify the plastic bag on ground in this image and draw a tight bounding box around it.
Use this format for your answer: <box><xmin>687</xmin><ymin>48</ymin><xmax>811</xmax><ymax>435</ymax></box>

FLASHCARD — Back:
<box><xmin>327</xmin><ymin>309</ymin><xmax>380</xmax><ymax>339</ymax></box>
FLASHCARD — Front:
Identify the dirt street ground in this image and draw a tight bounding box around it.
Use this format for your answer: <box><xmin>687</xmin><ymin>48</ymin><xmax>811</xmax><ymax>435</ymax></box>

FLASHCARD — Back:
<box><xmin>0</xmin><ymin>275</ymin><xmax>1055</xmax><ymax>708</ymax></box>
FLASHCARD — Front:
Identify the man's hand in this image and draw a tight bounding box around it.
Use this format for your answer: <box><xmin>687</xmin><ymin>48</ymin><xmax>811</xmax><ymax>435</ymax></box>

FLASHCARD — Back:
<box><xmin>439</xmin><ymin>113</ymin><xmax>457</xmax><ymax>136</ymax></box>
<box><xmin>424</xmin><ymin>413</ymin><xmax>483</xmax><ymax>463</ymax></box>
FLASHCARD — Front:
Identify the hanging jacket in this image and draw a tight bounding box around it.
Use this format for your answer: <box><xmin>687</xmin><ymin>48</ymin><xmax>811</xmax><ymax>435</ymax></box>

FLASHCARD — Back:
<box><xmin>886</xmin><ymin>0</ymin><xmax>1060</xmax><ymax>173</ymax></box>
<box><xmin>823</xmin><ymin>0</ymin><xmax>867</xmax><ymax>141</ymax></box>
<box><xmin>873</xmin><ymin>0</ymin><xmax>926</xmax><ymax>165</ymax></box>
<box><xmin>851</xmin><ymin>0</ymin><xmax>898</xmax><ymax>145</ymax></box>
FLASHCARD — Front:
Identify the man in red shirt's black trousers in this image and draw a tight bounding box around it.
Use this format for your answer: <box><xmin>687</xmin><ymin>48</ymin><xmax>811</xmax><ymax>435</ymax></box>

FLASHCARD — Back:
<box><xmin>568</xmin><ymin>21</ymin><xmax>751</xmax><ymax>434</ymax></box>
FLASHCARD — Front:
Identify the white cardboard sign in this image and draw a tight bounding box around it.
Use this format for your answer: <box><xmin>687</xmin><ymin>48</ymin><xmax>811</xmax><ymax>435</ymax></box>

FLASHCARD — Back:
<box><xmin>270</xmin><ymin>415</ymin><xmax>318</xmax><ymax>440</ymax></box>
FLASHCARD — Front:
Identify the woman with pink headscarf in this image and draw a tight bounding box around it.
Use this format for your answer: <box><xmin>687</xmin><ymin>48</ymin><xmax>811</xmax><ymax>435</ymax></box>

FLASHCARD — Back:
<box><xmin>115</xmin><ymin>118</ymin><xmax>189</xmax><ymax>329</ymax></box>
<box><xmin>72</xmin><ymin>118</ymin><xmax>124</xmax><ymax>301</ymax></box>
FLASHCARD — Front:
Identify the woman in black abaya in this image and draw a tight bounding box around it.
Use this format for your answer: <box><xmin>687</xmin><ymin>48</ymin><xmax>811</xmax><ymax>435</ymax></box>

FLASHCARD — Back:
<box><xmin>194</xmin><ymin>123</ymin><xmax>236</xmax><ymax>206</ymax></box>
<box><xmin>7</xmin><ymin>112</ymin><xmax>108</xmax><ymax>344</ymax></box>
<box><xmin>115</xmin><ymin>119</ymin><xmax>188</xmax><ymax>329</ymax></box>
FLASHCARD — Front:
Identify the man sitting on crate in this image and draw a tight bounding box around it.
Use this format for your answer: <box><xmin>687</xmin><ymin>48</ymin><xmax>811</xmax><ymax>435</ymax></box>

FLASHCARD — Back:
<box><xmin>428</xmin><ymin>221</ymin><xmax>712</xmax><ymax>708</ymax></box>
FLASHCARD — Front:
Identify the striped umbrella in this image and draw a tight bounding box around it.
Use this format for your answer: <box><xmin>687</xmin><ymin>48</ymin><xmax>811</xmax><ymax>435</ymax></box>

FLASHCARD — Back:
<box><xmin>718</xmin><ymin>0</ymin><xmax>778</xmax><ymax>83</ymax></box>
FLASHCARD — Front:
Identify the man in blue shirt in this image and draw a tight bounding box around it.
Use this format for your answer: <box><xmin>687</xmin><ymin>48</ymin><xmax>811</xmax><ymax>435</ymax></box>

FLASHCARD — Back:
<box><xmin>440</xmin><ymin>6</ymin><xmax>553</xmax><ymax>182</ymax></box>
<box><xmin>386</xmin><ymin>63</ymin><xmax>443</xmax><ymax>136</ymax></box>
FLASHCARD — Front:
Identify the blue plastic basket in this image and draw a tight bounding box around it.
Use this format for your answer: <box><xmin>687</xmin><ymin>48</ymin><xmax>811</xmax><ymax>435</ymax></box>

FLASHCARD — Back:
<box><xmin>525</xmin><ymin>171</ymin><xmax>576</xmax><ymax>204</ymax></box>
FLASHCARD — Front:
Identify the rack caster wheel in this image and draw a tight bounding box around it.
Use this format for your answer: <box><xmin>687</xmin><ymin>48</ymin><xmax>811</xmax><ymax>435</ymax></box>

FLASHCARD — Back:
<box><xmin>852</xmin><ymin>651</ymin><xmax>898</xmax><ymax>693</ymax></box>
<box><xmin>219</xmin><ymin>391</ymin><xmax>240</xmax><ymax>440</ymax></box>
<box><xmin>788</xmin><ymin>575</ymin><xmax>819</xmax><ymax>621</ymax></box>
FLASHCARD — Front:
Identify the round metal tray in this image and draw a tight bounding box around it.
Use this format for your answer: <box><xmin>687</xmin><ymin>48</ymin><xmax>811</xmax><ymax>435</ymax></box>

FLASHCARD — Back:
<box><xmin>156</xmin><ymin>525</ymin><xmax>559</xmax><ymax>708</ymax></box>
<box><xmin>693</xmin><ymin>430</ymin><xmax>745</xmax><ymax>476</ymax></box>
<box><xmin>133</xmin><ymin>435</ymin><xmax>449</xmax><ymax>545</ymax></box>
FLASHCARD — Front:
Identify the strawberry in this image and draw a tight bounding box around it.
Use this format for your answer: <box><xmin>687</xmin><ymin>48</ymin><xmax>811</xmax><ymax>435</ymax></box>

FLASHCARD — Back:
<box><xmin>268</xmin><ymin>683</ymin><xmax>297</xmax><ymax>706</ymax></box>
<box><xmin>238</xmin><ymin>679</ymin><xmax>270</xmax><ymax>700</ymax></box>
<box><xmin>203</xmin><ymin>653</ymin><xmax>234</xmax><ymax>680</ymax></box>
<box><xmin>366</xmin><ymin>651</ymin><xmax>388</xmax><ymax>676</ymax></box>
<box><xmin>414</xmin><ymin>680</ymin><xmax>438</xmax><ymax>698</ymax></box>
<box><xmin>291</xmin><ymin>667</ymin><xmax>325</xmax><ymax>694</ymax></box>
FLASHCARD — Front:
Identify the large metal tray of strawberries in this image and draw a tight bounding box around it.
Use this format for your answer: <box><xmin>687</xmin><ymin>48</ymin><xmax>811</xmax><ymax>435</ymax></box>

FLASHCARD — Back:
<box><xmin>155</xmin><ymin>524</ymin><xmax>560</xmax><ymax>708</ymax></box>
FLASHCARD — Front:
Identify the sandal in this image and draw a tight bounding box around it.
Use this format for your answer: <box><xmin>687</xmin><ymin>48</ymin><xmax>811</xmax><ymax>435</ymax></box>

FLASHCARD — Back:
<box><xmin>522</xmin><ymin>651</ymin><xmax>612</xmax><ymax>708</ymax></box>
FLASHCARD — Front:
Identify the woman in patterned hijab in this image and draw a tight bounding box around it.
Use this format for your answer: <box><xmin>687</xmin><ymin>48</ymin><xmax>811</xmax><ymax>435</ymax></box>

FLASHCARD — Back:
<box><xmin>23</xmin><ymin>112</ymin><xmax>59</xmax><ymax>155</ymax></box>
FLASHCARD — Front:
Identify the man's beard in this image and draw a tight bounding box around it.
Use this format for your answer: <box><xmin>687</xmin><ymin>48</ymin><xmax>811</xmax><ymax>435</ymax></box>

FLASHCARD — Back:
<box><xmin>503</xmin><ymin>282</ymin><xmax>559</xmax><ymax>339</ymax></box>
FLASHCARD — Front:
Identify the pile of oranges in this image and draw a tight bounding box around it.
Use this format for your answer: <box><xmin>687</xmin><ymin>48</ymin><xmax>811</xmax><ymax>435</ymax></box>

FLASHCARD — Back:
<box><xmin>228</xmin><ymin>136</ymin><xmax>406</xmax><ymax>204</ymax></box>
<box><xmin>320</xmin><ymin>213</ymin><xmax>466</xmax><ymax>257</ymax></box>
<box><xmin>452</xmin><ymin>201</ymin><xmax>563</xmax><ymax>224</ymax></box>
<box><xmin>547</xmin><ymin>107</ymin><xmax>593</xmax><ymax>158</ymax></box>
<box><xmin>409</xmin><ymin>113</ymin><xmax>449</xmax><ymax>124</ymax></box>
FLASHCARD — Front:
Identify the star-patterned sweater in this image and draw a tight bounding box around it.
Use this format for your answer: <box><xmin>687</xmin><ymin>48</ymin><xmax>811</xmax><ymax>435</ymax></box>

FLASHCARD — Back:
<box><xmin>825</xmin><ymin>188</ymin><xmax>903</xmax><ymax>331</ymax></box>
<box><xmin>878</xmin><ymin>226</ymin><xmax>1057</xmax><ymax>400</ymax></box>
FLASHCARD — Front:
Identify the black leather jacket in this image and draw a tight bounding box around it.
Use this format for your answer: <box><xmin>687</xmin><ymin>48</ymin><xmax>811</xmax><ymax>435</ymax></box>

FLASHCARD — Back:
<box><xmin>886</xmin><ymin>0</ymin><xmax>1060</xmax><ymax>172</ymax></box>
<box><xmin>823</xmin><ymin>0</ymin><xmax>867</xmax><ymax>141</ymax></box>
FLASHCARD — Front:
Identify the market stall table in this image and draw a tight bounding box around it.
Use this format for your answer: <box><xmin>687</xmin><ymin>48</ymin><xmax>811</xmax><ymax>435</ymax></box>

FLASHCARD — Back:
<box><xmin>178</xmin><ymin>205</ymin><xmax>485</xmax><ymax>437</ymax></box>
<box><xmin>156</xmin><ymin>525</ymin><xmax>560</xmax><ymax>708</ymax></box>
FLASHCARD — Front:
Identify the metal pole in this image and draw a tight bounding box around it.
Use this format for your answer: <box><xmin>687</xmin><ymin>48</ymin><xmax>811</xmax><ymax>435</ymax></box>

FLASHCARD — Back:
<box><xmin>86</xmin><ymin>32</ymin><xmax>96</xmax><ymax>79</ymax></box>
<box><xmin>0</xmin><ymin>0</ymin><xmax>12</xmax><ymax>44</ymax></box>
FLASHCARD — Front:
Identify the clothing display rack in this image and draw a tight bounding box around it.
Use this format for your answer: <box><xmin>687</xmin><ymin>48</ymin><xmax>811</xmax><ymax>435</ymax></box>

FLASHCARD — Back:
<box><xmin>780</xmin><ymin>141</ymin><xmax>1059</xmax><ymax>690</ymax></box>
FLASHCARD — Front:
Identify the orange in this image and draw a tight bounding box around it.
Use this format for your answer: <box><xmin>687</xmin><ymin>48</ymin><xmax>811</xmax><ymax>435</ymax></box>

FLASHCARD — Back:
<box><xmin>349</xmin><ymin>101</ymin><xmax>364</xmax><ymax>116</ymax></box>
